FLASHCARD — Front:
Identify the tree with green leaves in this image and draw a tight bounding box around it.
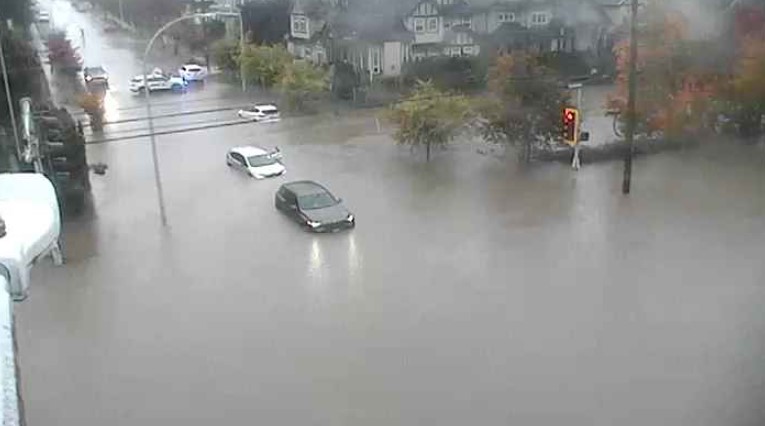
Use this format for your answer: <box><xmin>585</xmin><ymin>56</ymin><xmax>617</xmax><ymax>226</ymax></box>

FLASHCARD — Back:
<box><xmin>212</xmin><ymin>39</ymin><xmax>240</xmax><ymax>74</ymax></box>
<box><xmin>240</xmin><ymin>44</ymin><xmax>292</xmax><ymax>88</ymax></box>
<box><xmin>387</xmin><ymin>80</ymin><xmax>472</xmax><ymax>161</ymax></box>
<box><xmin>278</xmin><ymin>61</ymin><xmax>328</xmax><ymax>111</ymax></box>
<box><xmin>476</xmin><ymin>52</ymin><xmax>568</xmax><ymax>163</ymax></box>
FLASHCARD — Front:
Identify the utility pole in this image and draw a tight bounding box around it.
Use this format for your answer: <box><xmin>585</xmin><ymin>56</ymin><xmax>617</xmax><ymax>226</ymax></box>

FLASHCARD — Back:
<box><xmin>622</xmin><ymin>0</ymin><xmax>639</xmax><ymax>194</ymax></box>
<box><xmin>118</xmin><ymin>0</ymin><xmax>125</xmax><ymax>23</ymax></box>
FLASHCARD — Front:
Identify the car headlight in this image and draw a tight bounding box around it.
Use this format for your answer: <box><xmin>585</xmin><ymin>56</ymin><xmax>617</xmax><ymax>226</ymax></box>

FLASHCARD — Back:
<box><xmin>346</xmin><ymin>214</ymin><xmax>354</xmax><ymax>222</ymax></box>
<box><xmin>85</xmin><ymin>75</ymin><xmax>92</xmax><ymax>81</ymax></box>
<box><xmin>307</xmin><ymin>220</ymin><xmax>321</xmax><ymax>228</ymax></box>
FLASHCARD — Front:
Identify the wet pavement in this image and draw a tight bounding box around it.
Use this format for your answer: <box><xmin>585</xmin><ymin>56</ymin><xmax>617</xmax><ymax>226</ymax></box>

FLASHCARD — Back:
<box><xmin>15</xmin><ymin>2</ymin><xmax>765</xmax><ymax>426</ymax></box>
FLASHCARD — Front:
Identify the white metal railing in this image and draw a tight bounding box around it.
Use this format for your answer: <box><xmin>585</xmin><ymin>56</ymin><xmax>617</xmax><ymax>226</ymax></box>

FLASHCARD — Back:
<box><xmin>0</xmin><ymin>275</ymin><xmax>20</xmax><ymax>426</ymax></box>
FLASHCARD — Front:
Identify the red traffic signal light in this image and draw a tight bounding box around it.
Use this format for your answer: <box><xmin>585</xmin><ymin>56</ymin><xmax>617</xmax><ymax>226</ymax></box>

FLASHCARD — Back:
<box><xmin>562</xmin><ymin>107</ymin><xmax>579</xmax><ymax>145</ymax></box>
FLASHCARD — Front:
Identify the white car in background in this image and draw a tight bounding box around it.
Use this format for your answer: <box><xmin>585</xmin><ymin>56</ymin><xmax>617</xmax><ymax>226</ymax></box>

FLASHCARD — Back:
<box><xmin>226</xmin><ymin>146</ymin><xmax>285</xmax><ymax>179</ymax></box>
<box><xmin>179</xmin><ymin>64</ymin><xmax>208</xmax><ymax>82</ymax></box>
<box><xmin>237</xmin><ymin>104</ymin><xmax>280</xmax><ymax>122</ymax></box>
<box><xmin>129</xmin><ymin>73</ymin><xmax>186</xmax><ymax>93</ymax></box>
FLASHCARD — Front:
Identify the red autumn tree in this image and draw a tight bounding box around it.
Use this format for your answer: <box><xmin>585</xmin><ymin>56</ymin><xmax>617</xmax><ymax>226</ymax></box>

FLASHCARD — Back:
<box><xmin>607</xmin><ymin>1</ymin><xmax>722</xmax><ymax>137</ymax></box>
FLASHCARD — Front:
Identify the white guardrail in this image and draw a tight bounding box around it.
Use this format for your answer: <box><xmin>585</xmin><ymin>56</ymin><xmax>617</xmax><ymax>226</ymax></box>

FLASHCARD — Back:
<box><xmin>0</xmin><ymin>275</ymin><xmax>21</xmax><ymax>426</ymax></box>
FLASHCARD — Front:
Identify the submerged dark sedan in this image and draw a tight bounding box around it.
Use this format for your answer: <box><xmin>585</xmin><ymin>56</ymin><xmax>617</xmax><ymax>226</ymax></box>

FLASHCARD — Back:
<box><xmin>275</xmin><ymin>181</ymin><xmax>355</xmax><ymax>232</ymax></box>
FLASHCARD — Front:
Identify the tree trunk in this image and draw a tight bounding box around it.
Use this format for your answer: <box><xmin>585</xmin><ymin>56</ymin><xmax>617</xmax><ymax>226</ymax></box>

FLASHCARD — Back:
<box><xmin>89</xmin><ymin>112</ymin><xmax>104</xmax><ymax>132</ymax></box>
<box><xmin>524</xmin><ymin>139</ymin><xmax>531</xmax><ymax>163</ymax></box>
<box><xmin>426</xmin><ymin>141</ymin><xmax>431</xmax><ymax>161</ymax></box>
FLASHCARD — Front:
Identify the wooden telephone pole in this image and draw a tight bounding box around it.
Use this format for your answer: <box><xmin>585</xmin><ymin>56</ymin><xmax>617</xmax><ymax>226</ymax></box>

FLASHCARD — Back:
<box><xmin>622</xmin><ymin>0</ymin><xmax>639</xmax><ymax>194</ymax></box>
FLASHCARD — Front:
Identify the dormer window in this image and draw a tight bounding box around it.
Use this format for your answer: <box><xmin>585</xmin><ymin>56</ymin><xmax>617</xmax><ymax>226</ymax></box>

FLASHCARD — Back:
<box><xmin>292</xmin><ymin>15</ymin><xmax>308</xmax><ymax>34</ymax></box>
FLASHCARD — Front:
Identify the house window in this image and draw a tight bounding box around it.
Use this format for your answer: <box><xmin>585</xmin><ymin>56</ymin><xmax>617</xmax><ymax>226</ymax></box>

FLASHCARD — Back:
<box><xmin>462</xmin><ymin>17</ymin><xmax>471</xmax><ymax>28</ymax></box>
<box><xmin>414</xmin><ymin>17</ymin><xmax>425</xmax><ymax>32</ymax></box>
<box><xmin>463</xmin><ymin>45</ymin><xmax>473</xmax><ymax>55</ymax></box>
<box><xmin>427</xmin><ymin>17</ymin><xmax>438</xmax><ymax>32</ymax></box>
<box><xmin>498</xmin><ymin>12</ymin><xmax>515</xmax><ymax>22</ymax></box>
<box><xmin>531</xmin><ymin>12</ymin><xmax>548</xmax><ymax>25</ymax></box>
<box><xmin>292</xmin><ymin>15</ymin><xmax>307</xmax><ymax>34</ymax></box>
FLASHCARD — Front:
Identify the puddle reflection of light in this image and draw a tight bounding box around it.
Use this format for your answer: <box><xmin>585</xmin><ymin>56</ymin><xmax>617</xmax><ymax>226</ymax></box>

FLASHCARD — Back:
<box><xmin>347</xmin><ymin>233</ymin><xmax>362</xmax><ymax>279</ymax></box>
<box><xmin>102</xmin><ymin>92</ymin><xmax>119</xmax><ymax>122</ymax></box>
<box><xmin>308</xmin><ymin>238</ymin><xmax>323</xmax><ymax>278</ymax></box>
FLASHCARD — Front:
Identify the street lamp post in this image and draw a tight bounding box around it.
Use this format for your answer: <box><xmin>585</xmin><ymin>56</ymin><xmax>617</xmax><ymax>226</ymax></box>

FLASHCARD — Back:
<box><xmin>142</xmin><ymin>12</ymin><xmax>245</xmax><ymax>226</ymax></box>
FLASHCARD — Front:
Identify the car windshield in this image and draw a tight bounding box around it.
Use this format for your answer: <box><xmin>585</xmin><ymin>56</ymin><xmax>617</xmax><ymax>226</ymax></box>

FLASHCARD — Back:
<box><xmin>298</xmin><ymin>192</ymin><xmax>337</xmax><ymax>210</ymax></box>
<box><xmin>247</xmin><ymin>155</ymin><xmax>277</xmax><ymax>167</ymax></box>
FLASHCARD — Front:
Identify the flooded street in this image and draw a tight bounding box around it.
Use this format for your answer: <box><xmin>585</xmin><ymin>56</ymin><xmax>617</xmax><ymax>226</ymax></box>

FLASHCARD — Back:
<box><xmin>16</xmin><ymin>127</ymin><xmax>765</xmax><ymax>425</ymax></box>
<box><xmin>13</xmin><ymin>1</ymin><xmax>765</xmax><ymax>425</ymax></box>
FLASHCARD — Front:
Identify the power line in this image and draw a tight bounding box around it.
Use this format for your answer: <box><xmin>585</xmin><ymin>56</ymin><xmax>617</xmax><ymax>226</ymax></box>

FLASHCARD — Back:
<box><xmin>89</xmin><ymin>104</ymin><xmax>250</xmax><ymax>127</ymax></box>
<box><xmin>85</xmin><ymin>117</ymin><xmax>256</xmax><ymax>144</ymax></box>
<box><xmin>89</xmin><ymin>113</ymin><xmax>242</xmax><ymax>137</ymax></box>
<box><xmin>71</xmin><ymin>93</ymin><xmax>257</xmax><ymax>116</ymax></box>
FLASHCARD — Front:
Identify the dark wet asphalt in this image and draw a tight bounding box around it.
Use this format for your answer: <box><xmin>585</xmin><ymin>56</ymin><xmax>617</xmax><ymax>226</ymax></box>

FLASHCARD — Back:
<box><xmin>17</xmin><ymin>1</ymin><xmax>765</xmax><ymax>426</ymax></box>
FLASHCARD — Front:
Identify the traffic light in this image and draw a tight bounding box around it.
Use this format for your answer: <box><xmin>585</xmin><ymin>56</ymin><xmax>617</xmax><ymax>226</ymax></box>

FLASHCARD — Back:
<box><xmin>562</xmin><ymin>107</ymin><xmax>580</xmax><ymax>146</ymax></box>
<box><xmin>37</xmin><ymin>109</ymin><xmax>90</xmax><ymax>214</ymax></box>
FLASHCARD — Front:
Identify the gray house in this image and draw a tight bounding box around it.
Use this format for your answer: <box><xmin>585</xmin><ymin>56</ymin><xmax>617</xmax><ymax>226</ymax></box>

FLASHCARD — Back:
<box><xmin>284</xmin><ymin>0</ymin><xmax>624</xmax><ymax>80</ymax></box>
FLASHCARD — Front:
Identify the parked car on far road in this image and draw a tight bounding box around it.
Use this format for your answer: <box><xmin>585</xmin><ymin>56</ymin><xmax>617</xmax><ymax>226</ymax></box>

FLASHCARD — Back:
<box><xmin>237</xmin><ymin>104</ymin><xmax>280</xmax><ymax>122</ymax></box>
<box><xmin>129</xmin><ymin>73</ymin><xmax>186</xmax><ymax>93</ymax></box>
<box><xmin>83</xmin><ymin>66</ymin><xmax>109</xmax><ymax>87</ymax></box>
<box><xmin>179</xmin><ymin>64</ymin><xmax>208</xmax><ymax>82</ymax></box>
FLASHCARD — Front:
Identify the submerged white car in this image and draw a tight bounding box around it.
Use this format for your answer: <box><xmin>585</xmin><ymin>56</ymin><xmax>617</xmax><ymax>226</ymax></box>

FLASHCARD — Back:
<box><xmin>237</xmin><ymin>104</ymin><xmax>280</xmax><ymax>122</ymax></box>
<box><xmin>226</xmin><ymin>146</ymin><xmax>285</xmax><ymax>179</ymax></box>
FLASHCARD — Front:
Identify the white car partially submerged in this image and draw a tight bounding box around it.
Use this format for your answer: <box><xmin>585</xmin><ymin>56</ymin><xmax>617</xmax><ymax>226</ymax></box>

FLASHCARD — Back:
<box><xmin>226</xmin><ymin>146</ymin><xmax>285</xmax><ymax>179</ymax></box>
<box><xmin>179</xmin><ymin>64</ymin><xmax>208</xmax><ymax>82</ymax></box>
<box><xmin>237</xmin><ymin>104</ymin><xmax>280</xmax><ymax>122</ymax></box>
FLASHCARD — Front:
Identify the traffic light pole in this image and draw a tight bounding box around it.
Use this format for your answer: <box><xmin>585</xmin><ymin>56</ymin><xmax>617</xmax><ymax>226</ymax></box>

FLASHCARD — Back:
<box><xmin>0</xmin><ymin>35</ymin><xmax>21</xmax><ymax>158</ymax></box>
<box><xmin>572</xmin><ymin>85</ymin><xmax>583</xmax><ymax>170</ymax></box>
<box><xmin>622</xmin><ymin>0</ymin><xmax>639</xmax><ymax>194</ymax></box>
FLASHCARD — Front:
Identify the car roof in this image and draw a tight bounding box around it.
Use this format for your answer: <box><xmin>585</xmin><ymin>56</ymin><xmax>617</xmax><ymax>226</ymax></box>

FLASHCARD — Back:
<box><xmin>253</xmin><ymin>104</ymin><xmax>278</xmax><ymax>111</ymax></box>
<box><xmin>230</xmin><ymin>146</ymin><xmax>268</xmax><ymax>157</ymax></box>
<box><xmin>281</xmin><ymin>180</ymin><xmax>330</xmax><ymax>196</ymax></box>
<box><xmin>85</xmin><ymin>66</ymin><xmax>105</xmax><ymax>72</ymax></box>
<box><xmin>183</xmin><ymin>64</ymin><xmax>203</xmax><ymax>69</ymax></box>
